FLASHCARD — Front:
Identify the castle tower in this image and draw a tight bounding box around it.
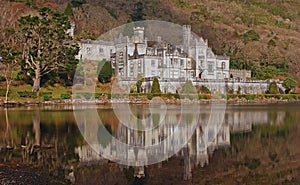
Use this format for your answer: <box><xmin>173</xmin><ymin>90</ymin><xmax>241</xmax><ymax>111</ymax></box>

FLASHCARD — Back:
<box><xmin>134</xmin><ymin>27</ymin><xmax>144</xmax><ymax>44</ymax></box>
<box><xmin>183</xmin><ymin>25</ymin><xmax>191</xmax><ymax>56</ymax></box>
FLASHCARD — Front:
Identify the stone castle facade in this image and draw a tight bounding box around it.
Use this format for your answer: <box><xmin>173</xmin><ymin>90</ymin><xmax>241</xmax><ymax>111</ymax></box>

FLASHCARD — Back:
<box><xmin>76</xmin><ymin>25</ymin><xmax>288</xmax><ymax>94</ymax></box>
<box><xmin>78</xmin><ymin>25</ymin><xmax>232</xmax><ymax>81</ymax></box>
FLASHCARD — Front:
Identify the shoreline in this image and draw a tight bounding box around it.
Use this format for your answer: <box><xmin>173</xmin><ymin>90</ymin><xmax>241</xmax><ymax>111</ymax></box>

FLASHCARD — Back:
<box><xmin>1</xmin><ymin>98</ymin><xmax>300</xmax><ymax>108</ymax></box>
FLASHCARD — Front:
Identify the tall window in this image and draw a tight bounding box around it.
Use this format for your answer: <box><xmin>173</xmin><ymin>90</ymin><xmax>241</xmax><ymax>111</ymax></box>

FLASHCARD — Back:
<box><xmin>200</xmin><ymin>60</ymin><xmax>204</xmax><ymax>67</ymax></box>
<box><xmin>221</xmin><ymin>62</ymin><xmax>226</xmax><ymax>70</ymax></box>
<box><xmin>99</xmin><ymin>47</ymin><xmax>104</xmax><ymax>53</ymax></box>
<box><xmin>151</xmin><ymin>60</ymin><xmax>155</xmax><ymax>67</ymax></box>
<box><xmin>208</xmin><ymin>63</ymin><xmax>214</xmax><ymax>73</ymax></box>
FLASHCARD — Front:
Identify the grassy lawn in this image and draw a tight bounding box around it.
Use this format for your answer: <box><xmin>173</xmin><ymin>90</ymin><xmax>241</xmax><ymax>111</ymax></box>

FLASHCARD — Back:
<box><xmin>0</xmin><ymin>82</ymin><xmax>113</xmax><ymax>102</ymax></box>
<box><xmin>0</xmin><ymin>84</ymin><xmax>71</xmax><ymax>102</ymax></box>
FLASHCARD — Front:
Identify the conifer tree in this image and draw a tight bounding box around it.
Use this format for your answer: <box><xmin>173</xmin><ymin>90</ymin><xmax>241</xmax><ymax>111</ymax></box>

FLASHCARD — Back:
<box><xmin>151</xmin><ymin>77</ymin><xmax>161</xmax><ymax>94</ymax></box>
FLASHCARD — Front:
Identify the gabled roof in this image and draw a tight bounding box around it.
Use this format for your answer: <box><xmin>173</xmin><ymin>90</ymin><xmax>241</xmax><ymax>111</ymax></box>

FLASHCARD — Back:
<box><xmin>206</xmin><ymin>48</ymin><xmax>215</xmax><ymax>59</ymax></box>
<box><xmin>216</xmin><ymin>55</ymin><xmax>230</xmax><ymax>60</ymax></box>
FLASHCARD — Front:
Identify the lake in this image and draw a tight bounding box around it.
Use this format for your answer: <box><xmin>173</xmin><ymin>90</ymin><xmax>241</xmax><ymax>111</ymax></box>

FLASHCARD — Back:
<box><xmin>0</xmin><ymin>103</ymin><xmax>300</xmax><ymax>185</ymax></box>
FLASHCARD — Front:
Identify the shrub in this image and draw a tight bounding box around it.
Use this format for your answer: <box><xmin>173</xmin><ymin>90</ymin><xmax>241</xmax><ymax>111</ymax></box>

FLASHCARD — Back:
<box><xmin>227</xmin><ymin>94</ymin><xmax>238</xmax><ymax>100</ymax></box>
<box><xmin>40</xmin><ymin>92</ymin><xmax>52</xmax><ymax>100</ymax></box>
<box><xmin>130</xmin><ymin>84</ymin><xmax>137</xmax><ymax>93</ymax></box>
<box><xmin>282</xmin><ymin>77</ymin><xmax>297</xmax><ymax>94</ymax></box>
<box><xmin>268</xmin><ymin>81</ymin><xmax>279</xmax><ymax>94</ymax></box>
<box><xmin>173</xmin><ymin>93</ymin><xmax>180</xmax><ymax>99</ymax></box>
<box><xmin>237</xmin><ymin>86</ymin><xmax>241</xmax><ymax>94</ymax></box>
<box><xmin>244</xmin><ymin>94</ymin><xmax>256</xmax><ymax>100</ymax></box>
<box><xmin>198</xmin><ymin>94</ymin><xmax>205</xmax><ymax>99</ymax></box>
<box><xmin>61</xmin><ymin>93</ymin><xmax>71</xmax><ymax>99</ymax></box>
<box><xmin>98</xmin><ymin>59</ymin><xmax>113</xmax><ymax>83</ymax></box>
<box><xmin>17</xmin><ymin>91</ymin><xmax>37</xmax><ymax>98</ymax></box>
<box><xmin>95</xmin><ymin>93</ymin><xmax>101</xmax><ymax>99</ymax></box>
<box><xmin>151</xmin><ymin>77</ymin><xmax>161</xmax><ymax>94</ymax></box>
<box><xmin>39</xmin><ymin>92</ymin><xmax>52</xmax><ymax>96</ymax></box>
<box><xmin>147</xmin><ymin>94</ymin><xmax>153</xmax><ymax>100</ymax></box>
<box><xmin>282</xmin><ymin>95</ymin><xmax>291</xmax><ymax>100</ymax></box>
<box><xmin>243</xmin><ymin>29</ymin><xmax>260</xmax><ymax>42</ymax></box>
<box><xmin>275</xmin><ymin>94</ymin><xmax>281</xmax><ymax>100</ymax></box>
<box><xmin>244</xmin><ymin>157</ymin><xmax>261</xmax><ymax>170</ymax></box>
<box><xmin>43</xmin><ymin>95</ymin><xmax>50</xmax><ymax>101</ymax></box>
<box><xmin>195</xmin><ymin>85</ymin><xmax>211</xmax><ymax>94</ymax></box>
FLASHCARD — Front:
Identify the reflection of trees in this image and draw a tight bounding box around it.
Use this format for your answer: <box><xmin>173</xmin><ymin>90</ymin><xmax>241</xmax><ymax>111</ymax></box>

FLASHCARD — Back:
<box><xmin>33</xmin><ymin>110</ymin><xmax>41</xmax><ymax>147</ymax></box>
<box><xmin>0</xmin><ymin>109</ymin><xmax>83</xmax><ymax>182</ymax></box>
<box><xmin>4</xmin><ymin>108</ymin><xmax>14</xmax><ymax>149</ymax></box>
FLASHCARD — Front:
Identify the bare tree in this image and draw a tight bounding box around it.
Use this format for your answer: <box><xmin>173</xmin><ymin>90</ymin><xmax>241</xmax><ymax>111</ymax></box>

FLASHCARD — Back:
<box><xmin>0</xmin><ymin>8</ymin><xmax>21</xmax><ymax>102</ymax></box>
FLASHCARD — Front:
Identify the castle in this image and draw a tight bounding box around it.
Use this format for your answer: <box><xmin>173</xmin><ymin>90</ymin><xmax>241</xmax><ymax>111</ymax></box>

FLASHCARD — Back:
<box><xmin>77</xmin><ymin>25</ymin><xmax>287</xmax><ymax>94</ymax></box>
<box><xmin>78</xmin><ymin>25</ymin><xmax>234</xmax><ymax>81</ymax></box>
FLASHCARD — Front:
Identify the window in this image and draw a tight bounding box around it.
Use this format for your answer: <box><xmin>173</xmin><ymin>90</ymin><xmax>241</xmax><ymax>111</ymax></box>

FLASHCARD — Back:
<box><xmin>151</xmin><ymin>70</ymin><xmax>156</xmax><ymax>76</ymax></box>
<box><xmin>180</xmin><ymin>60</ymin><xmax>184</xmax><ymax>67</ymax></box>
<box><xmin>99</xmin><ymin>47</ymin><xmax>104</xmax><ymax>53</ymax></box>
<box><xmin>200</xmin><ymin>60</ymin><xmax>204</xmax><ymax>67</ymax></box>
<box><xmin>130</xmin><ymin>61</ymin><xmax>134</xmax><ymax>68</ymax></box>
<box><xmin>86</xmin><ymin>47</ymin><xmax>91</xmax><ymax>54</ymax></box>
<box><xmin>151</xmin><ymin>60</ymin><xmax>155</xmax><ymax>67</ymax></box>
<box><xmin>159</xmin><ymin>61</ymin><xmax>162</xmax><ymax>67</ymax></box>
<box><xmin>208</xmin><ymin>63</ymin><xmax>214</xmax><ymax>73</ymax></box>
<box><xmin>221</xmin><ymin>62</ymin><xmax>226</xmax><ymax>69</ymax></box>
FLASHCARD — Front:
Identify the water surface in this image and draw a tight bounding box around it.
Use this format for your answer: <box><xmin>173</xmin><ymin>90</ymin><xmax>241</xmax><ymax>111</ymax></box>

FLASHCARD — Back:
<box><xmin>0</xmin><ymin>104</ymin><xmax>299</xmax><ymax>184</ymax></box>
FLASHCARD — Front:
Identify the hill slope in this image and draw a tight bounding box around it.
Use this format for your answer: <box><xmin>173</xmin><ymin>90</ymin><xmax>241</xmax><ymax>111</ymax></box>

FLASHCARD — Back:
<box><xmin>1</xmin><ymin>0</ymin><xmax>300</xmax><ymax>83</ymax></box>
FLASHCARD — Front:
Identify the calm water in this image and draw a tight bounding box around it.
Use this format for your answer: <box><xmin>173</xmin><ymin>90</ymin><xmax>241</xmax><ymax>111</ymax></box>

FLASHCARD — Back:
<box><xmin>0</xmin><ymin>103</ymin><xmax>300</xmax><ymax>185</ymax></box>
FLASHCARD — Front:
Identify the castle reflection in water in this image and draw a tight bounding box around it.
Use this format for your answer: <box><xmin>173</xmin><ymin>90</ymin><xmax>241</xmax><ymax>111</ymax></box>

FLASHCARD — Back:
<box><xmin>75</xmin><ymin>105</ymin><xmax>285</xmax><ymax>179</ymax></box>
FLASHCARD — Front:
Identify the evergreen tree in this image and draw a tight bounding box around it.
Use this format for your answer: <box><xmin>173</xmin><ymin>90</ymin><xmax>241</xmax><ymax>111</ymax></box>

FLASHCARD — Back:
<box><xmin>97</xmin><ymin>60</ymin><xmax>113</xmax><ymax>83</ymax></box>
<box><xmin>268</xmin><ymin>81</ymin><xmax>279</xmax><ymax>94</ymax></box>
<box><xmin>64</xmin><ymin>3</ymin><xmax>73</xmax><ymax>16</ymax></box>
<box><xmin>130</xmin><ymin>2</ymin><xmax>146</xmax><ymax>22</ymax></box>
<box><xmin>151</xmin><ymin>77</ymin><xmax>161</xmax><ymax>94</ymax></box>
<box><xmin>283</xmin><ymin>77</ymin><xmax>297</xmax><ymax>94</ymax></box>
<box><xmin>19</xmin><ymin>7</ymin><xmax>79</xmax><ymax>92</ymax></box>
<box><xmin>183</xmin><ymin>80</ymin><xmax>196</xmax><ymax>94</ymax></box>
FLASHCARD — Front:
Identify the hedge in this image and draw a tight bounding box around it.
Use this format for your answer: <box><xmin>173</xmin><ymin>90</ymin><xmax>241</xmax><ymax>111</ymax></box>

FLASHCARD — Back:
<box><xmin>17</xmin><ymin>91</ymin><xmax>38</xmax><ymax>98</ymax></box>
<box><xmin>226</xmin><ymin>94</ymin><xmax>300</xmax><ymax>100</ymax></box>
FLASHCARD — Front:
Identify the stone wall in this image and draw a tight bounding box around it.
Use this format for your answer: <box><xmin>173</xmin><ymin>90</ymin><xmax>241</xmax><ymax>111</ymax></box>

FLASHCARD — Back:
<box><xmin>117</xmin><ymin>79</ymin><xmax>284</xmax><ymax>94</ymax></box>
